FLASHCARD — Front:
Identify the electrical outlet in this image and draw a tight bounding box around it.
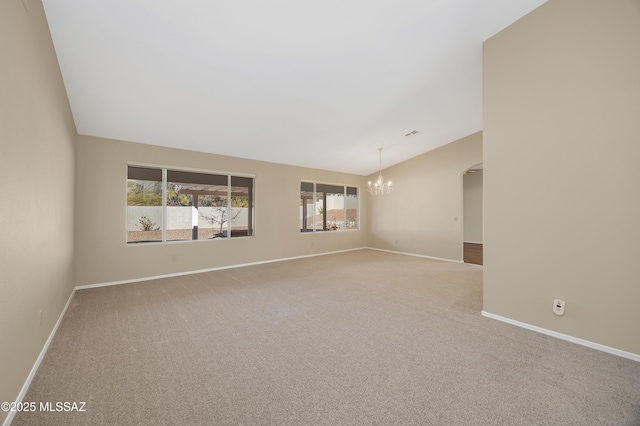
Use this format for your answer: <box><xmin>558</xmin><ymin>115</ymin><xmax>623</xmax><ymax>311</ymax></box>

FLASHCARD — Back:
<box><xmin>553</xmin><ymin>299</ymin><xmax>565</xmax><ymax>316</ymax></box>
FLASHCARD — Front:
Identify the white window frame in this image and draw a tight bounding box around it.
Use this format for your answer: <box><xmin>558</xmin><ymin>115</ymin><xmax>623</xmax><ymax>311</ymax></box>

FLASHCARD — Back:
<box><xmin>126</xmin><ymin>162</ymin><xmax>255</xmax><ymax>244</ymax></box>
<box><xmin>300</xmin><ymin>180</ymin><xmax>359</xmax><ymax>233</ymax></box>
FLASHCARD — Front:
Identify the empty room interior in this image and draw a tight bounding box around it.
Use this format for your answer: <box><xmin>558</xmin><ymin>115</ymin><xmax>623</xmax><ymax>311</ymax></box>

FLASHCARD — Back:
<box><xmin>1</xmin><ymin>0</ymin><xmax>639</xmax><ymax>425</ymax></box>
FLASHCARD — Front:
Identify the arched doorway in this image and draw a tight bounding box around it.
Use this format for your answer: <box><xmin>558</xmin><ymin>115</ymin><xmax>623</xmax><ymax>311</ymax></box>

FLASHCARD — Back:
<box><xmin>463</xmin><ymin>163</ymin><xmax>483</xmax><ymax>265</ymax></box>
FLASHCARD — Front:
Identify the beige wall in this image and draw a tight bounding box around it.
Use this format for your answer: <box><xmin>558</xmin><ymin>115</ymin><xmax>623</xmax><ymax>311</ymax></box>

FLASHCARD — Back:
<box><xmin>484</xmin><ymin>0</ymin><xmax>640</xmax><ymax>354</ymax></box>
<box><xmin>75</xmin><ymin>136</ymin><xmax>368</xmax><ymax>286</ymax></box>
<box><xmin>463</xmin><ymin>170</ymin><xmax>483</xmax><ymax>243</ymax></box>
<box><xmin>367</xmin><ymin>132</ymin><xmax>482</xmax><ymax>261</ymax></box>
<box><xmin>0</xmin><ymin>0</ymin><xmax>77</xmax><ymax>421</ymax></box>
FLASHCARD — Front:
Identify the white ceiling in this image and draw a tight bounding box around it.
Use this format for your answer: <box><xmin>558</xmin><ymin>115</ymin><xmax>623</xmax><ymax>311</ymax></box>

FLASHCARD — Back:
<box><xmin>42</xmin><ymin>0</ymin><xmax>546</xmax><ymax>176</ymax></box>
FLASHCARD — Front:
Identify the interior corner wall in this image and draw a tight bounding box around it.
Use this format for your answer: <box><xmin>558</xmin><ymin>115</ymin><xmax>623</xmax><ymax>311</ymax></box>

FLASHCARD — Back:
<box><xmin>0</xmin><ymin>0</ymin><xmax>77</xmax><ymax>421</ymax></box>
<box><xmin>367</xmin><ymin>132</ymin><xmax>482</xmax><ymax>261</ymax></box>
<box><xmin>483</xmin><ymin>0</ymin><xmax>640</xmax><ymax>355</ymax></box>
<box><xmin>74</xmin><ymin>136</ymin><xmax>368</xmax><ymax>286</ymax></box>
<box><xmin>463</xmin><ymin>170</ymin><xmax>483</xmax><ymax>243</ymax></box>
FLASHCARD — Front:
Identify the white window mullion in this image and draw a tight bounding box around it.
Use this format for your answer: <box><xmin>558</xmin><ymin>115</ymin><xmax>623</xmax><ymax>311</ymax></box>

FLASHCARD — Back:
<box><xmin>162</xmin><ymin>168</ymin><xmax>167</xmax><ymax>242</ymax></box>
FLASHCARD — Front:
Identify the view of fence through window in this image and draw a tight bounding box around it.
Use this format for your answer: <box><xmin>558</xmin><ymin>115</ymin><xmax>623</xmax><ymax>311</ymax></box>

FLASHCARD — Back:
<box><xmin>300</xmin><ymin>182</ymin><xmax>358</xmax><ymax>232</ymax></box>
<box><xmin>127</xmin><ymin>166</ymin><xmax>254</xmax><ymax>244</ymax></box>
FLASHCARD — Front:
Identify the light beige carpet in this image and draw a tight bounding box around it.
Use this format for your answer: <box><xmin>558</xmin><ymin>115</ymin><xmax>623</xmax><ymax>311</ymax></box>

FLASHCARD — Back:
<box><xmin>12</xmin><ymin>249</ymin><xmax>640</xmax><ymax>425</ymax></box>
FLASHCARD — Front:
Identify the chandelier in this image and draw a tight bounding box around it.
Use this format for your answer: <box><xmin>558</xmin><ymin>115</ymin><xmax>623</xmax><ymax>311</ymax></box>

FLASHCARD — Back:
<box><xmin>368</xmin><ymin>148</ymin><xmax>393</xmax><ymax>196</ymax></box>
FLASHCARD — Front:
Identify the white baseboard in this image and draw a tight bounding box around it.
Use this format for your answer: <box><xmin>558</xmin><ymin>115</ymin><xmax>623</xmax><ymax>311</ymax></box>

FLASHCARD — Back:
<box><xmin>3</xmin><ymin>289</ymin><xmax>76</xmax><ymax>426</ymax></box>
<box><xmin>76</xmin><ymin>247</ymin><xmax>470</xmax><ymax>291</ymax></box>
<box><xmin>75</xmin><ymin>247</ymin><xmax>368</xmax><ymax>290</ymax></box>
<box><xmin>481</xmin><ymin>310</ymin><xmax>640</xmax><ymax>363</ymax></box>
<box><xmin>367</xmin><ymin>247</ymin><xmax>463</xmax><ymax>264</ymax></box>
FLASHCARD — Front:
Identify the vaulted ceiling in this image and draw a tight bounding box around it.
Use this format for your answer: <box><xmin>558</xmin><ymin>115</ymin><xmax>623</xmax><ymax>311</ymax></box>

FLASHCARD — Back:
<box><xmin>42</xmin><ymin>0</ymin><xmax>546</xmax><ymax>175</ymax></box>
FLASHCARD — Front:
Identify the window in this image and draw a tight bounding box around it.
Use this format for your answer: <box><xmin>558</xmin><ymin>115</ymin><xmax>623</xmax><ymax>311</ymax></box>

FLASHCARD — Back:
<box><xmin>127</xmin><ymin>167</ymin><xmax>163</xmax><ymax>243</ymax></box>
<box><xmin>300</xmin><ymin>182</ymin><xmax>358</xmax><ymax>232</ymax></box>
<box><xmin>127</xmin><ymin>165</ymin><xmax>254</xmax><ymax>244</ymax></box>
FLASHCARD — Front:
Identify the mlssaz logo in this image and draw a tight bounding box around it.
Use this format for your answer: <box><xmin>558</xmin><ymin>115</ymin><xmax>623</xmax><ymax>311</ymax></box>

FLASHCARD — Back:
<box><xmin>39</xmin><ymin>402</ymin><xmax>87</xmax><ymax>412</ymax></box>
